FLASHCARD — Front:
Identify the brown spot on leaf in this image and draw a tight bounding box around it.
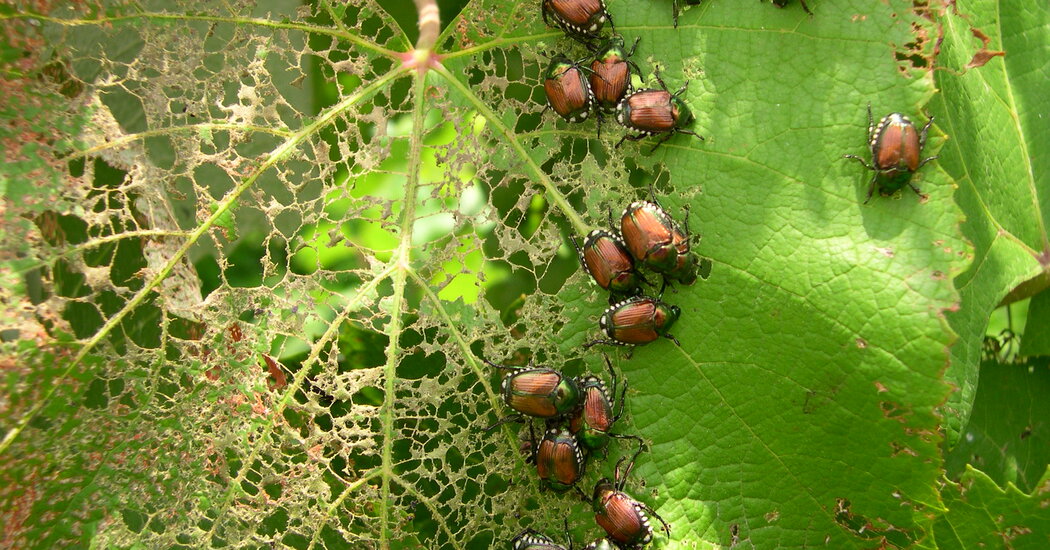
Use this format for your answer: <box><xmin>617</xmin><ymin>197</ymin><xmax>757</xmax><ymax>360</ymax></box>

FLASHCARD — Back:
<box><xmin>966</xmin><ymin>28</ymin><xmax>1005</xmax><ymax>69</ymax></box>
<box><xmin>857</xmin><ymin>338</ymin><xmax>869</xmax><ymax>349</ymax></box>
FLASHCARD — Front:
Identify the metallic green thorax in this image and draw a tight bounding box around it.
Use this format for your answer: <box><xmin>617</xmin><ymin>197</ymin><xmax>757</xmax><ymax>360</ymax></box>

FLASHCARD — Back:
<box><xmin>671</xmin><ymin>95</ymin><xmax>694</xmax><ymax>129</ymax></box>
<box><xmin>545</xmin><ymin>56</ymin><xmax>575</xmax><ymax>80</ymax></box>
<box><xmin>595</xmin><ymin>36</ymin><xmax>628</xmax><ymax>63</ymax></box>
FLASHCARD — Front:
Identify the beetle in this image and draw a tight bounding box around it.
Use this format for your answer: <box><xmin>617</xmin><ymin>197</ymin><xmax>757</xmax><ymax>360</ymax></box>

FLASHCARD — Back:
<box><xmin>483</xmin><ymin>358</ymin><xmax>581</xmax><ymax>430</ymax></box>
<box><xmin>670</xmin><ymin>0</ymin><xmax>705</xmax><ymax>28</ymax></box>
<box><xmin>615</xmin><ymin>67</ymin><xmax>703</xmax><ymax>151</ymax></box>
<box><xmin>542</xmin><ymin>0</ymin><xmax>614</xmax><ymax>43</ymax></box>
<box><xmin>572</xmin><ymin>229</ymin><xmax>644</xmax><ymax>295</ymax></box>
<box><xmin>534</xmin><ymin>427</ymin><xmax>587</xmax><ymax>494</ymax></box>
<box><xmin>590</xmin><ymin>36</ymin><xmax>641</xmax><ymax>137</ymax></box>
<box><xmin>593</xmin><ymin>450</ymin><xmax>671</xmax><ymax>548</ymax></box>
<box><xmin>544</xmin><ymin>55</ymin><xmax>597</xmax><ymax>124</ymax></box>
<box><xmin>569</xmin><ymin>355</ymin><xmax>645</xmax><ymax>452</ymax></box>
<box><xmin>769</xmin><ymin>0</ymin><xmax>813</xmax><ymax>15</ymax></box>
<box><xmin>620</xmin><ymin>189</ymin><xmax>699</xmax><ymax>284</ymax></box>
<box><xmin>512</xmin><ymin>519</ymin><xmax>573</xmax><ymax>550</ymax></box>
<box><xmin>584</xmin><ymin>295</ymin><xmax>681</xmax><ymax>348</ymax></box>
<box><xmin>843</xmin><ymin>104</ymin><xmax>937</xmax><ymax>203</ymax></box>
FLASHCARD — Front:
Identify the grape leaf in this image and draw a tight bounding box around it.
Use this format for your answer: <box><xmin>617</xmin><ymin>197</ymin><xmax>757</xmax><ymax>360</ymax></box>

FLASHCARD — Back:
<box><xmin>933</xmin><ymin>1</ymin><xmax>1050</xmax><ymax>444</ymax></box>
<box><xmin>0</xmin><ymin>0</ymin><xmax>987</xmax><ymax>548</ymax></box>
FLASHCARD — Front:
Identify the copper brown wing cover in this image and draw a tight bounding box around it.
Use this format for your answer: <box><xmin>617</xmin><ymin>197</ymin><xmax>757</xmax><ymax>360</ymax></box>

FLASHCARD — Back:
<box><xmin>545</xmin><ymin>67</ymin><xmax>588</xmax><ymax>117</ymax></box>
<box><xmin>626</xmin><ymin>90</ymin><xmax>675</xmax><ymax>131</ymax></box>
<box><xmin>548</xmin><ymin>0</ymin><xmax>603</xmax><ymax>25</ymax></box>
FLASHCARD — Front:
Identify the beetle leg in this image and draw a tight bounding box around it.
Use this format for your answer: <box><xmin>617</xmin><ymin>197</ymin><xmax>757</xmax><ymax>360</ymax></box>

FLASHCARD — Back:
<box><xmin>649</xmin><ymin>132</ymin><xmax>676</xmax><ymax>153</ymax></box>
<box><xmin>609</xmin><ymin>433</ymin><xmax>645</xmax><ymax>458</ymax></box>
<box><xmin>562</xmin><ymin>517</ymin><xmax>572</xmax><ymax>550</ymax></box>
<box><xmin>863</xmin><ymin>175</ymin><xmax>877</xmax><ymax>204</ymax></box>
<box><xmin>799</xmin><ymin>0</ymin><xmax>813</xmax><ymax>15</ymax></box>
<box><xmin>919</xmin><ymin>114</ymin><xmax>935</xmax><ymax>149</ymax></box>
<box><xmin>843</xmin><ymin>154</ymin><xmax>874</xmax><ymax>171</ymax></box>
<box><xmin>865</xmin><ymin>103</ymin><xmax>874</xmax><ymax>139</ymax></box>
<box><xmin>584</xmin><ymin>338</ymin><xmax>628</xmax><ymax>349</ymax></box>
<box><xmin>616</xmin><ymin>441</ymin><xmax>646</xmax><ymax>490</ymax></box>
<box><xmin>604</xmin><ymin>353</ymin><xmax>619</xmax><ymax>396</ymax></box>
<box><xmin>611</xmin><ymin>374</ymin><xmax>629</xmax><ymax>422</ymax></box>
<box><xmin>664</xmin><ymin>332</ymin><xmax>682</xmax><ymax>347</ymax></box>
<box><xmin>672</xmin><ymin>0</ymin><xmax>680</xmax><ymax>28</ymax></box>
<box><xmin>653</xmin><ymin>66</ymin><xmax>668</xmax><ymax>92</ymax></box>
<box><xmin>642</xmin><ymin>504</ymin><xmax>673</xmax><ymax>538</ymax></box>
<box><xmin>678</xmin><ymin>128</ymin><xmax>705</xmax><ymax>142</ymax></box>
<box><xmin>525</xmin><ymin>422</ymin><xmax>538</xmax><ymax>463</ymax></box>
<box><xmin>615</xmin><ymin>133</ymin><xmax>647</xmax><ymax>148</ymax></box>
<box><xmin>916</xmin><ymin>155</ymin><xmax>938</xmax><ymax>170</ymax></box>
<box><xmin>908</xmin><ymin>182</ymin><xmax>927</xmax><ymax>200</ymax></box>
<box><xmin>628</xmin><ymin>36</ymin><xmax>641</xmax><ymax>58</ymax></box>
<box><xmin>596</xmin><ymin>109</ymin><xmax>605</xmax><ymax>140</ymax></box>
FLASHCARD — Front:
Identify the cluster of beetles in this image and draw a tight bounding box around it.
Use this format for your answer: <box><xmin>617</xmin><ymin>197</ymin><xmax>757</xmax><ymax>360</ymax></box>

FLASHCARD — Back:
<box><xmin>486</xmin><ymin>353</ymin><xmax>669</xmax><ymax>549</ymax></box>
<box><xmin>491</xmin><ymin>0</ymin><xmax>943</xmax><ymax>547</ymax></box>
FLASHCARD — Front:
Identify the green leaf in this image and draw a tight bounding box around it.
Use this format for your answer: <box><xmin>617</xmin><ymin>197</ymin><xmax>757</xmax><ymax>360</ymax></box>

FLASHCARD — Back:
<box><xmin>0</xmin><ymin>0</ymin><xmax>1018</xmax><ymax>548</ymax></box>
<box><xmin>1020</xmin><ymin>291</ymin><xmax>1050</xmax><ymax>357</ymax></box>
<box><xmin>933</xmin><ymin>1</ymin><xmax>1050</xmax><ymax>444</ymax></box>
<box><xmin>934</xmin><ymin>466</ymin><xmax>1050</xmax><ymax>550</ymax></box>
<box><xmin>945</xmin><ymin>358</ymin><xmax>1050</xmax><ymax>494</ymax></box>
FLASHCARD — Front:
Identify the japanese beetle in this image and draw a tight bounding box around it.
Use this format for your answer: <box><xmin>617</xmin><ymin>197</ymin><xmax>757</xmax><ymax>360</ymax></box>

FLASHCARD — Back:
<box><xmin>590</xmin><ymin>36</ymin><xmax>640</xmax><ymax>114</ymax></box>
<box><xmin>534</xmin><ymin>427</ymin><xmax>587</xmax><ymax>493</ymax></box>
<box><xmin>620</xmin><ymin>191</ymin><xmax>699</xmax><ymax>284</ymax></box>
<box><xmin>572</xmin><ymin>229</ymin><xmax>644</xmax><ymax>295</ymax></box>
<box><xmin>511</xmin><ymin>520</ymin><xmax>573</xmax><ymax>550</ymax></box>
<box><xmin>585</xmin><ymin>295</ymin><xmax>681</xmax><ymax>348</ymax></box>
<box><xmin>615</xmin><ymin>68</ymin><xmax>703</xmax><ymax>152</ymax></box>
<box><xmin>843</xmin><ymin>104</ymin><xmax>937</xmax><ymax>203</ymax></box>
<box><xmin>593</xmin><ymin>451</ymin><xmax>671</xmax><ymax>548</ymax></box>
<box><xmin>569</xmin><ymin>356</ymin><xmax>644</xmax><ymax>452</ymax></box>
<box><xmin>544</xmin><ymin>55</ymin><xmax>597</xmax><ymax>124</ymax></box>
<box><xmin>542</xmin><ymin>0</ymin><xmax>613</xmax><ymax>43</ymax></box>
<box><xmin>484</xmin><ymin>358</ymin><xmax>582</xmax><ymax>429</ymax></box>
<box><xmin>769</xmin><ymin>0</ymin><xmax>813</xmax><ymax>15</ymax></box>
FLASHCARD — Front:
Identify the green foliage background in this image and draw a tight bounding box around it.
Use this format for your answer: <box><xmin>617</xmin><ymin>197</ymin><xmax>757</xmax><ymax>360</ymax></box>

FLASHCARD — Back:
<box><xmin>0</xmin><ymin>0</ymin><xmax>1047</xmax><ymax>548</ymax></box>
